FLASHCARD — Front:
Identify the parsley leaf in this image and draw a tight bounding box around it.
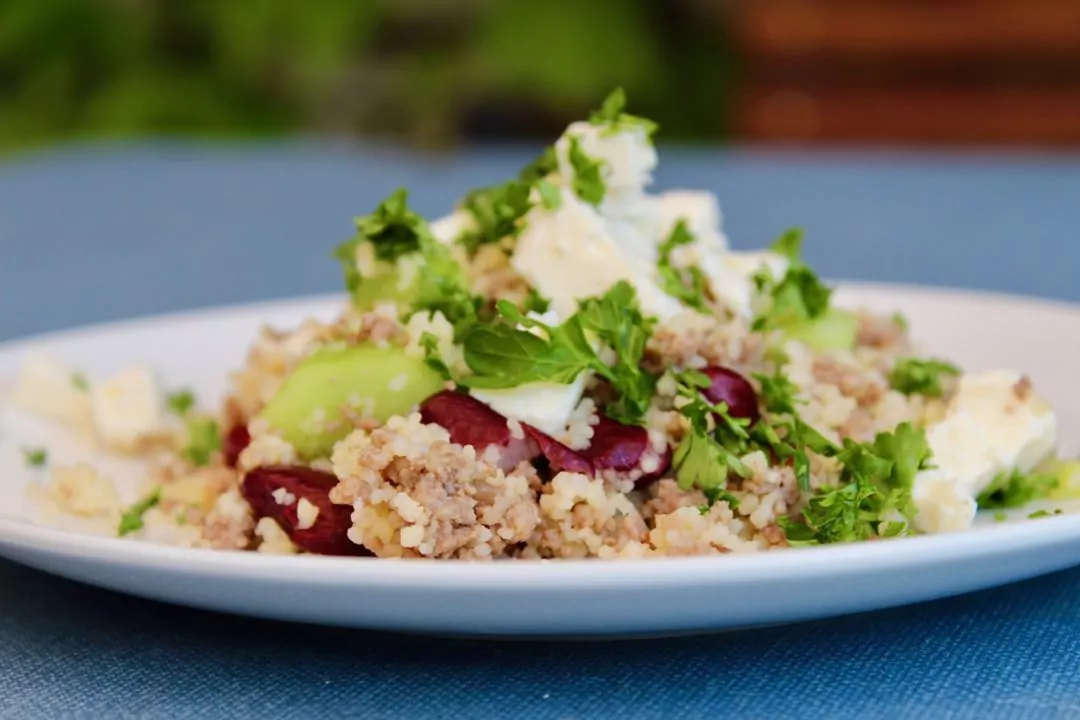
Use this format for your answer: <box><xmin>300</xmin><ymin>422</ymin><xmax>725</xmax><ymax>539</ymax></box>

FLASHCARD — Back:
<box><xmin>181</xmin><ymin>417</ymin><xmax>221</xmax><ymax>467</ymax></box>
<box><xmin>754</xmin><ymin>367</ymin><xmax>802</xmax><ymax>416</ymax></box>
<box><xmin>22</xmin><ymin>447</ymin><xmax>47</xmax><ymax>467</ymax></box>
<box><xmin>419</xmin><ymin>331</ymin><xmax>452</xmax><ymax>381</ymax></box>
<box><xmin>782</xmin><ymin>422</ymin><xmax>931</xmax><ymax>544</ymax></box>
<box><xmin>671</xmin><ymin>371</ymin><xmax>752</xmax><ymax>496</ymax></box>
<box><xmin>333</xmin><ymin>188</ymin><xmax>428</xmax><ymax>295</ymax></box>
<box><xmin>166</xmin><ymin>389</ymin><xmax>195</xmax><ymax>417</ymax></box>
<box><xmin>71</xmin><ymin>372</ymin><xmax>89</xmax><ymax>392</ymax></box>
<box><xmin>336</xmin><ymin>189</ymin><xmax>481</xmax><ymax>335</ymax></box>
<box><xmin>752</xmin><ymin>229</ymin><xmax>832</xmax><ymax>332</ymax></box>
<box><xmin>588</xmin><ymin>87</ymin><xmax>658</xmax><ymax>137</ymax></box>
<box><xmin>566</xmin><ymin>136</ymin><xmax>606</xmax><ymax>205</ymax></box>
<box><xmin>977</xmin><ymin>468</ymin><xmax>1059</xmax><ymax>509</ymax></box>
<box><xmin>770</xmin><ymin>228</ymin><xmax>804</xmax><ymax>262</ymax></box>
<box><xmin>411</xmin><ymin>246</ymin><xmax>482</xmax><ymax>335</ymax></box>
<box><xmin>458</xmin><ymin>180</ymin><xmax>533</xmax><ymax>256</ymax></box>
<box><xmin>657</xmin><ymin>220</ymin><xmax>710</xmax><ymax>313</ymax></box>
<box><xmin>460</xmin><ymin>281</ymin><xmax>657</xmax><ymax>423</ymax></box>
<box><xmin>519</xmin><ymin>146</ymin><xmax>557</xmax><ymax>184</ymax></box>
<box><xmin>536</xmin><ymin>179</ymin><xmax>562</xmax><ymax>210</ymax></box>
<box><xmin>522</xmin><ymin>288</ymin><xmax>551</xmax><ymax>315</ymax></box>
<box><xmin>118</xmin><ymin>487</ymin><xmax>162</xmax><ymax>537</ymax></box>
<box><xmin>889</xmin><ymin>357</ymin><xmax>960</xmax><ymax>397</ymax></box>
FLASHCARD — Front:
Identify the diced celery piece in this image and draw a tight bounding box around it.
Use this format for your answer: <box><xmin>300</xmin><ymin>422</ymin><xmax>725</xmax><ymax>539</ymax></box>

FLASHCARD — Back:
<box><xmin>782</xmin><ymin>308</ymin><xmax>859</xmax><ymax>352</ymax></box>
<box><xmin>260</xmin><ymin>344</ymin><xmax>443</xmax><ymax>458</ymax></box>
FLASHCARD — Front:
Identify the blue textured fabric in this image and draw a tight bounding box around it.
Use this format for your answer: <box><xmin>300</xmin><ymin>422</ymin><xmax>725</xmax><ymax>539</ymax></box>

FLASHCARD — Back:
<box><xmin>2</xmin><ymin>142</ymin><xmax>1080</xmax><ymax>719</ymax></box>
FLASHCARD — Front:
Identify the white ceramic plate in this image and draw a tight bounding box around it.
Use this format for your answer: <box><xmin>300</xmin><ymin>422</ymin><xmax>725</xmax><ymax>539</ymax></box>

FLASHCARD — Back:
<box><xmin>1</xmin><ymin>284</ymin><xmax>1079</xmax><ymax>637</ymax></box>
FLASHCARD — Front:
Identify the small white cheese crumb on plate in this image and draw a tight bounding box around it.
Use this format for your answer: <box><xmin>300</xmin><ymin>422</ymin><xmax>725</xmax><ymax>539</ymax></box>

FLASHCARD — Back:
<box><xmin>90</xmin><ymin>365</ymin><xmax>167</xmax><ymax>450</ymax></box>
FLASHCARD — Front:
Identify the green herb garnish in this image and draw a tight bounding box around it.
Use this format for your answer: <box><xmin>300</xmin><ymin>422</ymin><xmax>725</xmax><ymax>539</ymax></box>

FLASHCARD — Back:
<box><xmin>781</xmin><ymin>422</ymin><xmax>932</xmax><ymax>544</ymax></box>
<box><xmin>522</xmin><ymin>288</ymin><xmax>551</xmax><ymax>315</ymax></box>
<box><xmin>588</xmin><ymin>87</ymin><xmax>658</xmax><ymax>137</ymax></box>
<box><xmin>419</xmin><ymin>331</ymin><xmax>452</xmax><ymax>381</ymax></box>
<box><xmin>166</xmin><ymin>389</ymin><xmax>196</xmax><ymax>417</ymax></box>
<box><xmin>335</xmin><ymin>189</ymin><xmax>481</xmax><ymax>335</ymax></box>
<box><xmin>752</xmin><ymin>229</ymin><xmax>832</xmax><ymax>331</ymax></box>
<box><xmin>671</xmin><ymin>371</ymin><xmax>752</xmax><ymax>496</ymax></box>
<box><xmin>566</xmin><ymin>136</ymin><xmax>606</xmax><ymax>205</ymax></box>
<box><xmin>518</xmin><ymin>146</ymin><xmax>557</xmax><ymax>184</ymax></box>
<box><xmin>461</xmin><ymin>281</ymin><xmax>656</xmax><ymax>424</ymax></box>
<box><xmin>118</xmin><ymin>487</ymin><xmax>162</xmax><ymax>537</ymax></box>
<box><xmin>71</xmin><ymin>373</ymin><xmax>89</xmax><ymax>392</ymax></box>
<box><xmin>22</xmin><ymin>447</ymin><xmax>48</xmax><ymax>467</ymax></box>
<box><xmin>770</xmin><ymin>228</ymin><xmax>804</xmax><ymax>262</ymax></box>
<box><xmin>977</xmin><ymin>468</ymin><xmax>1059</xmax><ymax>509</ymax></box>
<box><xmin>657</xmin><ymin>220</ymin><xmax>710</xmax><ymax>313</ymax></box>
<box><xmin>1028</xmin><ymin>509</ymin><xmax>1062</xmax><ymax>520</ymax></box>
<box><xmin>458</xmin><ymin>180</ymin><xmax>533</xmax><ymax>256</ymax></box>
<box><xmin>180</xmin><ymin>417</ymin><xmax>221</xmax><ymax>467</ymax></box>
<box><xmin>889</xmin><ymin>358</ymin><xmax>960</xmax><ymax>397</ymax></box>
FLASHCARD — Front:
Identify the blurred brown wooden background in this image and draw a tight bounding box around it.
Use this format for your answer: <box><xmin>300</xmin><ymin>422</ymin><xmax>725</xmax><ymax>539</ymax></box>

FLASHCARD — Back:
<box><xmin>713</xmin><ymin>0</ymin><xmax>1080</xmax><ymax>146</ymax></box>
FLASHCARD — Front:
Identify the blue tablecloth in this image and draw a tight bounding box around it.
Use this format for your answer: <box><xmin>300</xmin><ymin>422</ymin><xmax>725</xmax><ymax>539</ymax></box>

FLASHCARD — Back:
<box><xmin>2</xmin><ymin>142</ymin><xmax>1080</xmax><ymax>719</ymax></box>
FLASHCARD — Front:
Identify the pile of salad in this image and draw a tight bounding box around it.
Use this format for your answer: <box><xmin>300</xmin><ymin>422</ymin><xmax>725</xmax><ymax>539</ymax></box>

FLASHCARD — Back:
<box><xmin>11</xmin><ymin>89</ymin><xmax>1077</xmax><ymax>559</ymax></box>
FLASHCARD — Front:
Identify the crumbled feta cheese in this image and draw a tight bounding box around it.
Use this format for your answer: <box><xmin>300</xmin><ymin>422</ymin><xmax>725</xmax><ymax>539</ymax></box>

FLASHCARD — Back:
<box><xmin>472</xmin><ymin>371</ymin><xmax>590</xmax><ymax>437</ymax></box>
<box><xmin>89</xmin><ymin>365</ymin><xmax>167</xmax><ymax>450</ymax></box>
<box><xmin>510</xmin><ymin>188</ymin><xmax>682</xmax><ymax>320</ymax></box>
<box><xmin>296</xmin><ymin>497</ymin><xmax>319</xmax><ymax>530</ymax></box>
<box><xmin>555</xmin><ymin>121</ymin><xmax>657</xmax><ymax>207</ymax></box>
<box><xmin>9</xmin><ymin>352</ymin><xmax>92</xmax><ymax>428</ymax></box>
<box><xmin>913</xmin><ymin>370</ymin><xmax>1057</xmax><ymax>533</ymax></box>
<box><xmin>47</xmin><ymin>464</ymin><xmax>120</xmax><ymax>517</ymax></box>
<box><xmin>655</xmin><ymin>190</ymin><xmax>730</xmax><ymax>254</ymax></box>
<box><xmin>429</xmin><ymin>210</ymin><xmax>476</xmax><ymax>245</ymax></box>
<box><xmin>699</xmin><ymin>251</ymin><xmax>790</xmax><ymax>318</ymax></box>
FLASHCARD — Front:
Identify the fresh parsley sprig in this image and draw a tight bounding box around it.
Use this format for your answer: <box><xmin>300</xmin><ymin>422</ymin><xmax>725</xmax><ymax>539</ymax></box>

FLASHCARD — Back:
<box><xmin>657</xmin><ymin>220</ymin><xmax>710</xmax><ymax>313</ymax></box>
<box><xmin>460</xmin><ymin>281</ymin><xmax>657</xmax><ymax>424</ymax></box>
<box><xmin>181</xmin><ymin>417</ymin><xmax>221</xmax><ymax>468</ymax></box>
<box><xmin>671</xmin><ymin>371</ymin><xmax>752</xmax><ymax>500</ymax></box>
<box><xmin>22</xmin><ymin>447</ymin><xmax>48</xmax><ymax>467</ymax></box>
<box><xmin>118</xmin><ymin>487</ymin><xmax>162</xmax><ymax>537</ymax></box>
<box><xmin>889</xmin><ymin>357</ymin><xmax>960</xmax><ymax>397</ymax></box>
<box><xmin>458</xmin><ymin>181</ymin><xmax>532</xmax><ymax>255</ymax></box>
<box><xmin>335</xmin><ymin>189</ymin><xmax>481</xmax><ymax>335</ymax></box>
<box><xmin>977</xmin><ymin>468</ymin><xmax>1059</xmax><ymax>509</ymax></box>
<box><xmin>781</xmin><ymin>422</ymin><xmax>932</xmax><ymax>544</ymax></box>
<box><xmin>752</xmin><ymin>229</ymin><xmax>833</xmax><ymax>332</ymax></box>
<box><xmin>588</xmin><ymin>87</ymin><xmax>658</xmax><ymax>138</ymax></box>
<box><xmin>566</xmin><ymin>136</ymin><xmax>606</xmax><ymax>206</ymax></box>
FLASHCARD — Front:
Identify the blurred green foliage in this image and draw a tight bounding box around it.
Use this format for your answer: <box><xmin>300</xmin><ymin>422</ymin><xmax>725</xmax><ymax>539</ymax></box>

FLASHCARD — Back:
<box><xmin>0</xmin><ymin>0</ymin><xmax>734</xmax><ymax>152</ymax></box>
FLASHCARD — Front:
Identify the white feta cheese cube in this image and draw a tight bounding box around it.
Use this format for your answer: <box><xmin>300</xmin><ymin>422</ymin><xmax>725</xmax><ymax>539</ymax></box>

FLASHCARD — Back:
<box><xmin>655</xmin><ymin>190</ymin><xmax>730</xmax><ymax>254</ymax></box>
<box><xmin>510</xmin><ymin>188</ymin><xmax>682</xmax><ymax>321</ymax></box>
<box><xmin>554</xmin><ymin>121</ymin><xmax>657</xmax><ymax>206</ymax></box>
<box><xmin>9</xmin><ymin>352</ymin><xmax>92</xmax><ymax>428</ymax></box>
<box><xmin>913</xmin><ymin>370</ymin><xmax>1058</xmax><ymax>533</ymax></box>
<box><xmin>429</xmin><ymin>210</ymin><xmax>476</xmax><ymax>246</ymax></box>
<box><xmin>90</xmin><ymin>365</ymin><xmax>167</xmax><ymax>450</ymax></box>
<box><xmin>472</xmin><ymin>373</ymin><xmax>590</xmax><ymax>437</ymax></box>
<box><xmin>698</xmin><ymin>251</ymin><xmax>790</xmax><ymax>318</ymax></box>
